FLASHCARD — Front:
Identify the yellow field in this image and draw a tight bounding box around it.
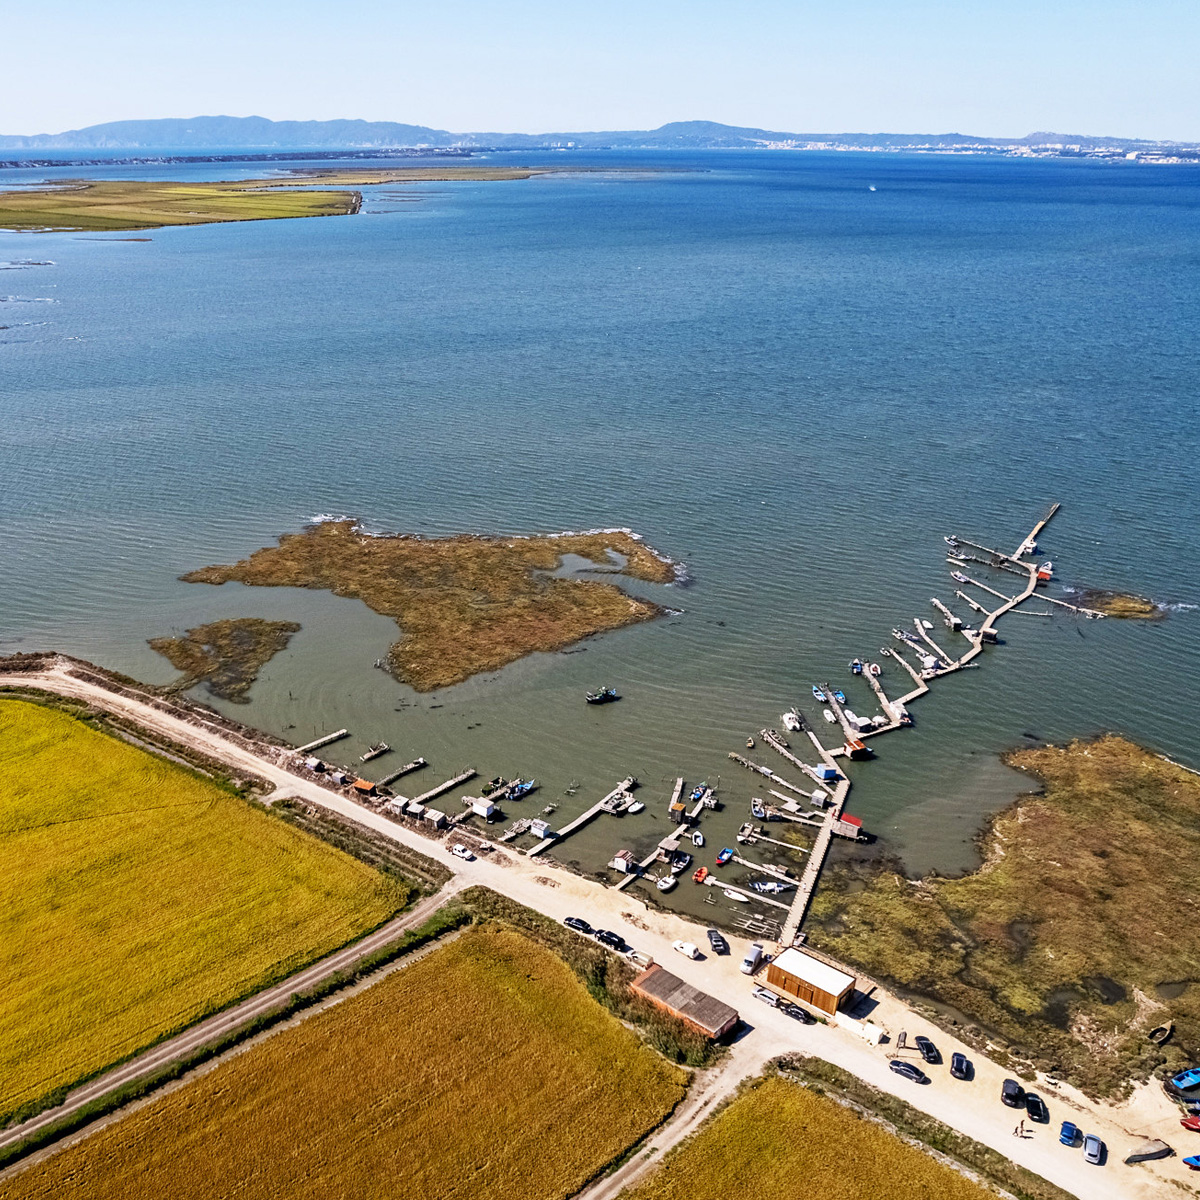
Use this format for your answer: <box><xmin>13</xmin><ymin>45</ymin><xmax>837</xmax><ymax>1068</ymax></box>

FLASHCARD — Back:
<box><xmin>3</xmin><ymin>927</ymin><xmax>687</xmax><ymax>1199</ymax></box>
<box><xmin>0</xmin><ymin>698</ymin><xmax>405</xmax><ymax>1120</ymax></box>
<box><xmin>627</xmin><ymin>1076</ymin><xmax>994</xmax><ymax>1200</ymax></box>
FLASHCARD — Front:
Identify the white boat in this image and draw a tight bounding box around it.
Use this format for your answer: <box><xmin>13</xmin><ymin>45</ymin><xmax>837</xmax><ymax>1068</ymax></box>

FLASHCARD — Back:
<box><xmin>724</xmin><ymin>889</ymin><xmax>750</xmax><ymax>903</ymax></box>
<box><xmin>919</xmin><ymin>619</ymin><xmax>934</xmax><ymax>630</ymax></box>
<box><xmin>656</xmin><ymin>874</ymin><xmax>678</xmax><ymax>892</ymax></box>
<box><xmin>823</xmin><ymin>709</ymin><xmax>836</xmax><ymax>723</ymax></box>
<box><xmin>626</xmin><ymin>800</ymin><xmax>645</xmax><ymax>814</ymax></box>
<box><xmin>869</xmin><ymin>662</ymin><xmax>882</xmax><ymax>676</ymax></box>
<box><xmin>691</xmin><ymin>830</ymin><xmax>704</xmax><ymax>847</ymax></box>
<box><xmin>781</xmin><ymin>709</ymin><xmax>802</xmax><ymax>732</ymax></box>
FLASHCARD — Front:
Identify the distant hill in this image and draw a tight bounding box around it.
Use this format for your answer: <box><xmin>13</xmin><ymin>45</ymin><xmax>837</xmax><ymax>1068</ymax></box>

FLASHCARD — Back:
<box><xmin>0</xmin><ymin>115</ymin><xmax>1188</xmax><ymax>152</ymax></box>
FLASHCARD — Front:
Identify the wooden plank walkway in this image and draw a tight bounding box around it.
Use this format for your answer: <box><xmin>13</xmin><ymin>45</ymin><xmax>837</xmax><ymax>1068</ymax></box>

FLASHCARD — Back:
<box><xmin>704</xmin><ymin>876</ymin><xmax>791</xmax><ymax>911</ymax></box>
<box><xmin>412</xmin><ymin>769</ymin><xmax>476</xmax><ymax>805</ymax></box>
<box><xmin>294</xmin><ymin>729</ymin><xmax>349</xmax><ymax>754</ymax></box>
<box><xmin>376</xmin><ymin>757</ymin><xmax>426</xmax><ymax>787</ymax></box>
<box><xmin>760</xmin><ymin>729</ymin><xmax>826</xmax><ymax>784</ymax></box>
<box><xmin>528</xmin><ymin>778</ymin><xmax>635</xmax><ymax>858</ymax></box>
<box><xmin>727</xmin><ymin>753</ymin><xmax>809</xmax><ymax>797</ymax></box>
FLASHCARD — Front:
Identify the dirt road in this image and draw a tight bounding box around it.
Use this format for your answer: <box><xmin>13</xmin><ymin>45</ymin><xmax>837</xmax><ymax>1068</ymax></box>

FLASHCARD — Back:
<box><xmin>1</xmin><ymin>662</ymin><xmax>1188</xmax><ymax>1199</ymax></box>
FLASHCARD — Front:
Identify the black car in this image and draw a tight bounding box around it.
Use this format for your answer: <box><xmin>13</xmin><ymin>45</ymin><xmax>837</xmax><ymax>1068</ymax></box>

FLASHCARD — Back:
<box><xmin>914</xmin><ymin>1035</ymin><xmax>940</xmax><ymax>1065</ymax></box>
<box><xmin>594</xmin><ymin>929</ymin><xmax>626</xmax><ymax>950</ymax></box>
<box><xmin>1001</xmin><ymin>1078</ymin><xmax>1026</xmax><ymax>1108</ymax></box>
<box><xmin>563</xmin><ymin>916</ymin><xmax>593</xmax><ymax>935</ymax></box>
<box><xmin>949</xmin><ymin>1052</ymin><xmax>971</xmax><ymax>1080</ymax></box>
<box><xmin>706</xmin><ymin>928</ymin><xmax>729</xmax><ymax>955</ymax></box>
<box><xmin>890</xmin><ymin>1060</ymin><xmax>928</xmax><ymax>1084</ymax></box>
<box><xmin>781</xmin><ymin>1002</ymin><xmax>813</xmax><ymax>1024</ymax></box>
<box><xmin>1025</xmin><ymin>1092</ymin><xmax>1049</xmax><ymax>1123</ymax></box>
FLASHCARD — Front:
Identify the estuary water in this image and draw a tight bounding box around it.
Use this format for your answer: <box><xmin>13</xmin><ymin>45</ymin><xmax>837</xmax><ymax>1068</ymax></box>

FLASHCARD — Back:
<box><xmin>1</xmin><ymin>150</ymin><xmax>1198</xmax><ymax>907</ymax></box>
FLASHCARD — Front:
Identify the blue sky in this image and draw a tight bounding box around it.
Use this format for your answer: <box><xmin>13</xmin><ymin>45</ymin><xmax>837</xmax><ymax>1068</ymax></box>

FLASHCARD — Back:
<box><xmin>8</xmin><ymin>0</ymin><xmax>1198</xmax><ymax>139</ymax></box>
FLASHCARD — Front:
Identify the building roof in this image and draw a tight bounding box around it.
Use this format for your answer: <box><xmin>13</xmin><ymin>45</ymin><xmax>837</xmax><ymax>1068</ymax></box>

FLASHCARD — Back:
<box><xmin>631</xmin><ymin>965</ymin><xmax>739</xmax><ymax>1037</ymax></box>
<box><xmin>771</xmin><ymin>948</ymin><xmax>855</xmax><ymax>997</ymax></box>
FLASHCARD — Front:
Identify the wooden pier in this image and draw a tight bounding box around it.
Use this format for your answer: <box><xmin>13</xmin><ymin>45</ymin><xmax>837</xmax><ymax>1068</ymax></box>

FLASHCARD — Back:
<box><xmin>760</xmin><ymin>729</ymin><xmax>827</xmax><ymax>785</ymax></box>
<box><xmin>730</xmin><ymin>853</ymin><xmax>796</xmax><ymax>882</ymax></box>
<box><xmin>412</xmin><ymin>769</ymin><xmax>476</xmax><ymax>805</ymax></box>
<box><xmin>527</xmin><ymin>778</ymin><xmax>636</xmax><ymax>858</ymax></box>
<box><xmin>295</xmin><ymin>729</ymin><xmax>349</xmax><ymax>754</ymax></box>
<box><xmin>954</xmin><ymin>588</ymin><xmax>989</xmax><ymax>615</ymax></box>
<box><xmin>930</xmin><ymin>597</ymin><xmax>963</xmax><ymax>630</ymax></box>
<box><xmin>740</xmin><ymin>826</ymin><xmax>812</xmax><ymax>851</ymax></box>
<box><xmin>376</xmin><ymin>757</ymin><xmax>427</xmax><ymax>787</ymax></box>
<box><xmin>727</xmin><ymin>753</ymin><xmax>809</xmax><ymax>797</ymax></box>
<box><xmin>703</xmin><ymin>876</ymin><xmax>791</xmax><ymax>911</ymax></box>
<box><xmin>912</xmin><ymin>618</ymin><xmax>957</xmax><ymax>667</ymax></box>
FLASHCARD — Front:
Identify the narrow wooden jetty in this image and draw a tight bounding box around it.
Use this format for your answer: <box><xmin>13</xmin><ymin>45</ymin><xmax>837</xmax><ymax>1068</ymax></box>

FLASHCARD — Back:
<box><xmin>412</xmin><ymin>769</ymin><xmax>476</xmax><ymax>805</ymax></box>
<box><xmin>930</xmin><ymin>597</ymin><xmax>963</xmax><ymax>630</ymax></box>
<box><xmin>954</xmin><ymin>588</ymin><xmax>990</xmax><ymax>615</ymax></box>
<box><xmin>741</xmin><ymin>825</ymin><xmax>812</xmax><ymax>851</ymax></box>
<box><xmin>956</xmin><ymin>572</ymin><xmax>1016</xmax><ymax>605</ymax></box>
<box><xmin>912</xmin><ymin>618</ymin><xmax>957</xmax><ymax>667</ymax></box>
<box><xmin>360</xmin><ymin>742</ymin><xmax>390</xmax><ymax>762</ymax></box>
<box><xmin>704</xmin><ymin>876</ymin><xmax>791</xmax><ymax>911</ymax></box>
<box><xmin>760</xmin><ymin>729</ymin><xmax>826</xmax><ymax>785</ymax></box>
<box><xmin>1017</xmin><ymin>502</ymin><xmax>1060</xmax><ymax>555</ymax></box>
<box><xmin>862</xmin><ymin>663</ymin><xmax>900</xmax><ymax>722</ymax></box>
<box><xmin>614</xmin><ymin>828</ymin><xmax>681</xmax><ymax>891</ymax></box>
<box><xmin>730</xmin><ymin>853</ymin><xmax>795</xmax><ymax>882</ymax></box>
<box><xmin>295</xmin><ymin>729</ymin><xmax>349</xmax><ymax>754</ymax></box>
<box><xmin>528</xmin><ymin>778</ymin><xmax>636</xmax><ymax>858</ymax></box>
<box><xmin>668</xmin><ymin>777</ymin><xmax>684</xmax><ymax>810</ymax></box>
<box><xmin>376</xmin><ymin>757</ymin><xmax>427</xmax><ymax>787</ymax></box>
<box><xmin>727</xmin><ymin>752</ymin><xmax>809</xmax><ymax>797</ymax></box>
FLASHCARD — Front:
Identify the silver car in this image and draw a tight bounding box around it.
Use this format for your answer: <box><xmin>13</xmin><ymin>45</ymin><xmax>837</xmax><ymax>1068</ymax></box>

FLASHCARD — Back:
<box><xmin>1082</xmin><ymin>1134</ymin><xmax>1104</xmax><ymax>1165</ymax></box>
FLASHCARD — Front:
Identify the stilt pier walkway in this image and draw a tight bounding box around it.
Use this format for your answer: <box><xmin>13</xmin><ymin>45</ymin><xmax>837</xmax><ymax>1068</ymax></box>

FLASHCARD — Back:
<box><xmin>294</xmin><ymin>729</ymin><xmax>349</xmax><ymax>754</ymax></box>
<box><xmin>528</xmin><ymin>778</ymin><xmax>636</xmax><ymax>858</ymax></box>
<box><xmin>412</xmin><ymin>769</ymin><xmax>476</xmax><ymax>806</ymax></box>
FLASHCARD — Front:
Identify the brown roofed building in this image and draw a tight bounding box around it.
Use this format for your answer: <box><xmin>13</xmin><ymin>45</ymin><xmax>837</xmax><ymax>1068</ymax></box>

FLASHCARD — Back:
<box><xmin>629</xmin><ymin>965</ymin><xmax>739</xmax><ymax>1039</ymax></box>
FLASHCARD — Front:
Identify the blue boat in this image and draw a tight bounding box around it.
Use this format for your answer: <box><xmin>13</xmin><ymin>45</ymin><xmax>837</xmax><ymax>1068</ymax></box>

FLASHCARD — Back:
<box><xmin>833</xmin><ymin>690</ymin><xmax>846</xmax><ymax>704</ymax></box>
<box><xmin>716</xmin><ymin>847</ymin><xmax>734</xmax><ymax>866</ymax></box>
<box><xmin>850</xmin><ymin>658</ymin><xmax>864</xmax><ymax>675</ymax></box>
<box><xmin>508</xmin><ymin>779</ymin><xmax>537</xmax><ymax>799</ymax></box>
<box><xmin>812</xmin><ymin>685</ymin><xmax>827</xmax><ymax>701</ymax></box>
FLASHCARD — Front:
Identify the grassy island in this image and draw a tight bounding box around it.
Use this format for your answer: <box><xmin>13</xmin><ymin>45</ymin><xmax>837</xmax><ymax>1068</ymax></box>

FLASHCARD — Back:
<box><xmin>808</xmin><ymin>736</ymin><xmax>1200</xmax><ymax>1097</ymax></box>
<box><xmin>4</xmin><ymin>928</ymin><xmax>687</xmax><ymax>1200</ymax></box>
<box><xmin>0</xmin><ymin>167</ymin><xmax>544</xmax><ymax>232</ymax></box>
<box><xmin>148</xmin><ymin>617</ymin><xmax>300</xmax><ymax>702</ymax></box>
<box><xmin>181</xmin><ymin>520</ymin><xmax>676</xmax><ymax>691</ymax></box>
<box><xmin>0</xmin><ymin>698</ymin><xmax>405</xmax><ymax>1126</ymax></box>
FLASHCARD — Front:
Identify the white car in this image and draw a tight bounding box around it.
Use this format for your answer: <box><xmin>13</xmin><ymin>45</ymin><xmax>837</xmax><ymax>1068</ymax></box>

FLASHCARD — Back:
<box><xmin>450</xmin><ymin>844</ymin><xmax>475</xmax><ymax>861</ymax></box>
<box><xmin>672</xmin><ymin>940</ymin><xmax>700</xmax><ymax>960</ymax></box>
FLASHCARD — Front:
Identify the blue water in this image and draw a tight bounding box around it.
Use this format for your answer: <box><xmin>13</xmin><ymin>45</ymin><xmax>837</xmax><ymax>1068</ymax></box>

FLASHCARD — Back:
<box><xmin>2</xmin><ymin>150</ymin><xmax>1198</xmax><ymax>895</ymax></box>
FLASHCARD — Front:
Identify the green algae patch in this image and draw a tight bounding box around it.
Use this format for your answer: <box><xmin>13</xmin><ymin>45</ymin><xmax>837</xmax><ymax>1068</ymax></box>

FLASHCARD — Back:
<box><xmin>148</xmin><ymin>617</ymin><xmax>301</xmax><ymax>703</ymax></box>
<box><xmin>181</xmin><ymin>520</ymin><xmax>676</xmax><ymax>692</ymax></box>
<box><xmin>1075</xmin><ymin>590</ymin><xmax>1164</xmax><ymax>619</ymax></box>
<box><xmin>808</xmin><ymin>736</ymin><xmax>1200</xmax><ymax>1097</ymax></box>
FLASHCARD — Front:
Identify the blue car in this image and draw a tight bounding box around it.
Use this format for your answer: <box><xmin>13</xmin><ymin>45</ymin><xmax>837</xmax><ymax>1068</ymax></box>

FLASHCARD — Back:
<box><xmin>1173</xmin><ymin>1068</ymin><xmax>1200</xmax><ymax>1091</ymax></box>
<box><xmin>1059</xmin><ymin>1121</ymin><xmax>1079</xmax><ymax>1146</ymax></box>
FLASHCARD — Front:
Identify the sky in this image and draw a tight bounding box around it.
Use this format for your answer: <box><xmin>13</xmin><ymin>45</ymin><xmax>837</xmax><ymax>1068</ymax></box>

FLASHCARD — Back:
<box><xmin>5</xmin><ymin>0</ymin><xmax>1199</xmax><ymax>140</ymax></box>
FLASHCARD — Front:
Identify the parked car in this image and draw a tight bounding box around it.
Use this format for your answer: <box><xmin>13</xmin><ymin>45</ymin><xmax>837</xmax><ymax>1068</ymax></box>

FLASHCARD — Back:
<box><xmin>889</xmin><ymin>1060</ymin><xmax>928</xmax><ymax>1084</ymax></box>
<box><xmin>740</xmin><ymin>942</ymin><xmax>764</xmax><ymax>975</ymax></box>
<box><xmin>750</xmin><ymin>986</ymin><xmax>779</xmax><ymax>1007</ymax></box>
<box><xmin>914</xmin><ymin>1035</ymin><xmax>940</xmax><ymax>1065</ymax></box>
<box><xmin>1173</xmin><ymin>1068</ymin><xmax>1200</xmax><ymax>1092</ymax></box>
<box><xmin>1181</xmin><ymin>1115</ymin><xmax>1200</xmax><ymax>1133</ymax></box>
<box><xmin>594</xmin><ymin>929</ymin><xmax>625</xmax><ymax>950</ymax></box>
<box><xmin>706</xmin><ymin>928</ymin><xmax>729</xmax><ymax>955</ymax></box>
<box><xmin>1059</xmin><ymin>1121</ymin><xmax>1080</xmax><ymax>1146</ymax></box>
<box><xmin>1025</xmin><ymin>1092</ymin><xmax>1049</xmax><ymax>1123</ymax></box>
<box><xmin>450</xmin><ymin>843</ymin><xmax>474</xmax><ymax>861</ymax></box>
<box><xmin>563</xmin><ymin>916</ymin><xmax>592</xmax><ymax>935</ymax></box>
<box><xmin>781</xmin><ymin>1002</ymin><xmax>813</xmax><ymax>1024</ymax></box>
<box><xmin>949</xmin><ymin>1052</ymin><xmax>971</xmax><ymax>1080</ymax></box>
<box><xmin>1082</xmin><ymin>1134</ymin><xmax>1105</xmax><ymax>1165</ymax></box>
<box><xmin>673</xmin><ymin>940</ymin><xmax>700</xmax><ymax>960</ymax></box>
<box><xmin>1001</xmin><ymin>1078</ymin><xmax>1026</xmax><ymax>1108</ymax></box>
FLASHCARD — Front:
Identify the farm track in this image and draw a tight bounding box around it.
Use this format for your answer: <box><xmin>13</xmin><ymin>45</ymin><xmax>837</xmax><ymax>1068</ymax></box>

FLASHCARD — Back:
<box><xmin>0</xmin><ymin>887</ymin><xmax>459</xmax><ymax>1156</ymax></box>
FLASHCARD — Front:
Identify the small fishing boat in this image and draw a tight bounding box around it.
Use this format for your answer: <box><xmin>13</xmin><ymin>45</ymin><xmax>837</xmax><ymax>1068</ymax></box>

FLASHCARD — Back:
<box><xmin>850</xmin><ymin>658</ymin><xmax>863</xmax><ymax>675</ymax></box>
<box><xmin>751</xmin><ymin>797</ymin><xmax>766</xmax><ymax>819</ymax></box>
<box><xmin>481</xmin><ymin>776</ymin><xmax>508</xmax><ymax>796</ymax></box>
<box><xmin>689</xmin><ymin>784</ymin><xmax>706</xmax><ymax>803</ymax></box>
<box><xmin>750</xmin><ymin>880</ymin><xmax>794</xmax><ymax>895</ymax></box>
<box><xmin>951</xmin><ymin>570</ymin><xmax>969</xmax><ymax>584</ymax></box>
<box><xmin>868</xmin><ymin>662</ymin><xmax>882</xmax><ymax>676</ymax></box>
<box><xmin>585</xmin><ymin>686</ymin><xmax>619</xmax><ymax>704</ymax></box>
<box><xmin>746</xmin><ymin>736</ymin><xmax>755</xmax><ymax>749</ymax></box>
<box><xmin>656</xmin><ymin>874</ymin><xmax>678</xmax><ymax>892</ymax></box>
<box><xmin>360</xmin><ymin>742</ymin><xmax>390</xmax><ymax>762</ymax></box>
<box><xmin>782</xmin><ymin>709</ymin><xmax>803</xmax><ymax>732</ymax></box>
<box><xmin>724</xmin><ymin>889</ymin><xmax>750</xmax><ymax>903</ymax></box>
<box><xmin>671</xmin><ymin>850</ymin><xmax>693</xmax><ymax>874</ymax></box>
<box><xmin>919</xmin><ymin>619</ymin><xmax>934</xmax><ymax>630</ymax></box>
<box><xmin>691</xmin><ymin>829</ymin><xmax>704</xmax><ymax>847</ymax></box>
<box><xmin>1037</xmin><ymin>560</ymin><xmax>1054</xmax><ymax>582</ymax></box>
<box><xmin>627</xmin><ymin>800</ymin><xmax>645</xmax><ymax>814</ymax></box>
<box><xmin>833</xmin><ymin>690</ymin><xmax>846</xmax><ymax>704</ymax></box>
<box><xmin>947</xmin><ymin>551</ymin><xmax>969</xmax><ymax>562</ymax></box>
<box><xmin>511</xmin><ymin>779</ymin><xmax>538</xmax><ymax>799</ymax></box>
<box><xmin>944</xmin><ymin>535</ymin><xmax>959</xmax><ymax>548</ymax></box>
<box><xmin>811</xmin><ymin>685</ymin><xmax>827</xmax><ymax>702</ymax></box>
<box><xmin>823</xmin><ymin>709</ymin><xmax>836</xmax><ymax>723</ymax></box>
<box><xmin>692</xmin><ymin>866</ymin><xmax>709</xmax><ymax>883</ymax></box>
<box><xmin>716</xmin><ymin>847</ymin><xmax>734</xmax><ymax>866</ymax></box>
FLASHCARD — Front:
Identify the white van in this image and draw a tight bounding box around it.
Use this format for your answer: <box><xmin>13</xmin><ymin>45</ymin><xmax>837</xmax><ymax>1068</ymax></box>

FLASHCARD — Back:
<box><xmin>740</xmin><ymin>942</ymin><xmax>763</xmax><ymax>975</ymax></box>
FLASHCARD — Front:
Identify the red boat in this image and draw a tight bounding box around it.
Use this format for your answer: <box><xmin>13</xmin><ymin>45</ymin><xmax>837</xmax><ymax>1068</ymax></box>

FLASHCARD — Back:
<box><xmin>1036</xmin><ymin>560</ymin><xmax>1054</xmax><ymax>582</ymax></box>
<box><xmin>715</xmin><ymin>848</ymin><xmax>734</xmax><ymax>866</ymax></box>
<box><xmin>692</xmin><ymin>867</ymin><xmax>709</xmax><ymax>884</ymax></box>
<box><xmin>1182</xmin><ymin>1115</ymin><xmax>1200</xmax><ymax>1133</ymax></box>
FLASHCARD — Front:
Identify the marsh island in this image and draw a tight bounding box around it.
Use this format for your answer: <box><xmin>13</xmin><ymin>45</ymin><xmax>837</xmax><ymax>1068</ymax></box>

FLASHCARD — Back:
<box><xmin>149</xmin><ymin>617</ymin><xmax>301</xmax><ymax>702</ymax></box>
<box><xmin>181</xmin><ymin>521</ymin><xmax>676</xmax><ymax>691</ymax></box>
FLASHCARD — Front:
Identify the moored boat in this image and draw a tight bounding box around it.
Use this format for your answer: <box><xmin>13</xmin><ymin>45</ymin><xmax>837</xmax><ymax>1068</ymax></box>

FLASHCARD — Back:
<box><xmin>746</xmin><ymin>736</ymin><xmax>755</xmax><ymax>749</ymax></box>
<box><xmin>750</xmin><ymin>880</ymin><xmax>794</xmax><ymax>894</ymax></box>
<box><xmin>811</xmin><ymin>685</ymin><xmax>827</xmax><ymax>702</ymax></box>
<box><xmin>692</xmin><ymin>866</ymin><xmax>709</xmax><ymax>883</ymax></box>
<box><xmin>627</xmin><ymin>800</ymin><xmax>645</xmax><ymax>814</ymax></box>
<box><xmin>507</xmin><ymin>778</ymin><xmax>536</xmax><ymax>799</ymax></box>
<box><xmin>481</xmin><ymin>776</ymin><xmax>508</xmax><ymax>796</ymax></box>
<box><xmin>656</xmin><ymin>874</ymin><xmax>678</xmax><ymax>892</ymax></box>
<box><xmin>585</xmin><ymin>686</ymin><xmax>619</xmax><ymax>704</ymax></box>
<box><xmin>833</xmin><ymin>690</ymin><xmax>846</xmax><ymax>704</ymax></box>
<box><xmin>823</xmin><ymin>709</ymin><xmax>836</xmax><ymax>723</ymax></box>
<box><xmin>951</xmin><ymin>571</ymin><xmax>969</xmax><ymax>584</ymax></box>
<box><xmin>850</xmin><ymin>658</ymin><xmax>863</xmax><ymax>675</ymax></box>
<box><xmin>691</xmin><ymin>829</ymin><xmax>704</xmax><ymax>847</ymax></box>
<box><xmin>671</xmin><ymin>850</ymin><xmax>693</xmax><ymax>874</ymax></box>
<box><xmin>1037</xmin><ymin>560</ymin><xmax>1054</xmax><ymax>582</ymax></box>
<box><xmin>751</xmin><ymin>797</ymin><xmax>766</xmax><ymax>819</ymax></box>
<box><xmin>782</xmin><ymin>709</ymin><xmax>802</xmax><ymax>732</ymax></box>
<box><xmin>716</xmin><ymin>847</ymin><xmax>734</xmax><ymax>866</ymax></box>
<box><xmin>869</xmin><ymin>662</ymin><xmax>882</xmax><ymax>676</ymax></box>
<box><xmin>724</xmin><ymin>888</ymin><xmax>750</xmax><ymax>903</ymax></box>
<box><xmin>944</xmin><ymin>535</ymin><xmax>959</xmax><ymax>548</ymax></box>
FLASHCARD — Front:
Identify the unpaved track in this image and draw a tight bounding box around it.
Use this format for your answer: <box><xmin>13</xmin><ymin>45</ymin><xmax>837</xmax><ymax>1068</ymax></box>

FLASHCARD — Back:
<box><xmin>0</xmin><ymin>663</ymin><xmax>1186</xmax><ymax>1199</ymax></box>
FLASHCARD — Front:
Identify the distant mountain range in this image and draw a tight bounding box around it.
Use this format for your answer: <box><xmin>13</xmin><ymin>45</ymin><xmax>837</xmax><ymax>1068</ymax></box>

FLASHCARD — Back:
<box><xmin>0</xmin><ymin>116</ymin><xmax>1192</xmax><ymax>153</ymax></box>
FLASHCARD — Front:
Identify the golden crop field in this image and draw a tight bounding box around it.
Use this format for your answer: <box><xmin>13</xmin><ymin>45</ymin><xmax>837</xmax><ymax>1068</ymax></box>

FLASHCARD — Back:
<box><xmin>3</xmin><ymin>927</ymin><xmax>688</xmax><ymax>1200</ymax></box>
<box><xmin>0</xmin><ymin>698</ymin><xmax>405</xmax><ymax>1121</ymax></box>
<box><xmin>627</xmin><ymin>1076</ymin><xmax>994</xmax><ymax>1200</ymax></box>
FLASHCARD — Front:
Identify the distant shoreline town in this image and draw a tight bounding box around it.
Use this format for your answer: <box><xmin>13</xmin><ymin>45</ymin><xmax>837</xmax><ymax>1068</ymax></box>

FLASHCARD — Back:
<box><xmin>2</xmin><ymin>116</ymin><xmax>1197</xmax><ymax>165</ymax></box>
